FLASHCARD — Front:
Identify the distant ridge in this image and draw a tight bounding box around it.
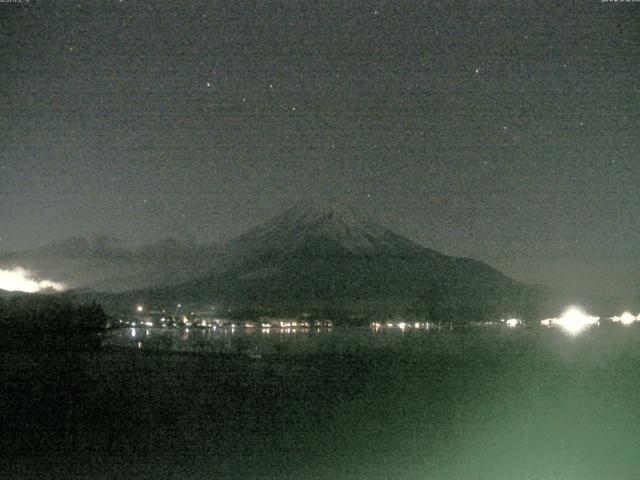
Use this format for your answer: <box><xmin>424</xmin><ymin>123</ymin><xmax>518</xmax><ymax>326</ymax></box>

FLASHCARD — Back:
<box><xmin>0</xmin><ymin>236</ymin><xmax>222</xmax><ymax>293</ymax></box>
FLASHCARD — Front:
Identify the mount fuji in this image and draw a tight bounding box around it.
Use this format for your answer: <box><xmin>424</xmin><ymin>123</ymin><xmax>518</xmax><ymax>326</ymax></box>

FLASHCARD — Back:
<box><xmin>123</xmin><ymin>201</ymin><xmax>551</xmax><ymax>322</ymax></box>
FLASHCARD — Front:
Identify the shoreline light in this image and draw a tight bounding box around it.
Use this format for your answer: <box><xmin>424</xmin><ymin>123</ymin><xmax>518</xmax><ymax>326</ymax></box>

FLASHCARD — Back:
<box><xmin>611</xmin><ymin>312</ymin><xmax>637</xmax><ymax>325</ymax></box>
<box><xmin>545</xmin><ymin>306</ymin><xmax>599</xmax><ymax>335</ymax></box>
<box><xmin>504</xmin><ymin>318</ymin><xmax>521</xmax><ymax>328</ymax></box>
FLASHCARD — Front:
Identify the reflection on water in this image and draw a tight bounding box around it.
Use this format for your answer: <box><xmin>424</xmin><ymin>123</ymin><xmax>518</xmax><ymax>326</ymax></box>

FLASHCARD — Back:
<box><xmin>105</xmin><ymin>320</ymin><xmax>640</xmax><ymax>368</ymax></box>
<box><xmin>109</xmin><ymin>323</ymin><xmax>441</xmax><ymax>356</ymax></box>
<box><xmin>108</xmin><ymin>325</ymin><xmax>344</xmax><ymax>355</ymax></box>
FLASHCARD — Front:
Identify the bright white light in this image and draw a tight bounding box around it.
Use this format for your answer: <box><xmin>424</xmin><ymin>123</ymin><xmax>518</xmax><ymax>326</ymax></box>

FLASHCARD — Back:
<box><xmin>621</xmin><ymin>312</ymin><xmax>636</xmax><ymax>325</ymax></box>
<box><xmin>136</xmin><ymin>305</ymin><xmax>143</xmax><ymax>313</ymax></box>
<box><xmin>0</xmin><ymin>267</ymin><xmax>66</xmax><ymax>293</ymax></box>
<box><xmin>504</xmin><ymin>318</ymin><xmax>521</xmax><ymax>328</ymax></box>
<box><xmin>611</xmin><ymin>312</ymin><xmax>637</xmax><ymax>325</ymax></box>
<box><xmin>552</xmin><ymin>306</ymin><xmax>599</xmax><ymax>335</ymax></box>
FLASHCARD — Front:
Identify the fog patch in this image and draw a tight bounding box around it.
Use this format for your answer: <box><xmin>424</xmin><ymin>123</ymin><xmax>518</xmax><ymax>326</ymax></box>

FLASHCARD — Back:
<box><xmin>0</xmin><ymin>267</ymin><xmax>66</xmax><ymax>293</ymax></box>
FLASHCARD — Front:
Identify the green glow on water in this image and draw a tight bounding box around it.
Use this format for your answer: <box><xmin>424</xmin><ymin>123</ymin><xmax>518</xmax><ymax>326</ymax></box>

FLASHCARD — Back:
<box><xmin>6</xmin><ymin>325</ymin><xmax>640</xmax><ymax>479</ymax></box>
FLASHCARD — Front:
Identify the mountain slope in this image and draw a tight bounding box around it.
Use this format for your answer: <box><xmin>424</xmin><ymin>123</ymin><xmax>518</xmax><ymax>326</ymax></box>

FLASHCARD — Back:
<box><xmin>133</xmin><ymin>201</ymin><xmax>552</xmax><ymax>322</ymax></box>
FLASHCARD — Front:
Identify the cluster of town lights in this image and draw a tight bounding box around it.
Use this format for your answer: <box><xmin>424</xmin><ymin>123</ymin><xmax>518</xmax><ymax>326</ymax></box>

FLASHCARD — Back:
<box><xmin>370</xmin><ymin>322</ymin><xmax>430</xmax><ymax>331</ymax></box>
<box><xmin>131</xmin><ymin>304</ymin><xmax>640</xmax><ymax>337</ymax></box>
<box><xmin>610</xmin><ymin>312</ymin><xmax>640</xmax><ymax>325</ymax></box>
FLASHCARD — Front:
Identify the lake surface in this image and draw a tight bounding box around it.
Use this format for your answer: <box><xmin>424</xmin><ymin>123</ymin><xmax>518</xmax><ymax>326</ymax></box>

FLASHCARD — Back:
<box><xmin>105</xmin><ymin>324</ymin><xmax>453</xmax><ymax>355</ymax></box>
<box><xmin>6</xmin><ymin>323</ymin><xmax>640</xmax><ymax>479</ymax></box>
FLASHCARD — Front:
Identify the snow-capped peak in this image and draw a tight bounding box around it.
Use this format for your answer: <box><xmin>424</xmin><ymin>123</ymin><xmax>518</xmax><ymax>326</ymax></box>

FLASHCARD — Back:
<box><xmin>232</xmin><ymin>200</ymin><xmax>421</xmax><ymax>256</ymax></box>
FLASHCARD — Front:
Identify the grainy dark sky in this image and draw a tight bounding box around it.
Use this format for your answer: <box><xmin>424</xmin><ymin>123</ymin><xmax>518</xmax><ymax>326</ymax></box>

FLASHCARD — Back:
<box><xmin>2</xmin><ymin>0</ymin><xmax>640</xmax><ymax>295</ymax></box>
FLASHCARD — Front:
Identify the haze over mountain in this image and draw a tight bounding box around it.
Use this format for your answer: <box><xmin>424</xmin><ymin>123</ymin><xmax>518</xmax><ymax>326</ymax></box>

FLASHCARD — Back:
<box><xmin>0</xmin><ymin>235</ymin><xmax>222</xmax><ymax>293</ymax></box>
<box><xmin>107</xmin><ymin>201</ymin><xmax>556</xmax><ymax>322</ymax></box>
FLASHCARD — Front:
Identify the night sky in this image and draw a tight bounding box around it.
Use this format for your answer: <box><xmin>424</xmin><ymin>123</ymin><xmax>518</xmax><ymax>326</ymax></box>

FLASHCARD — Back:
<box><xmin>2</xmin><ymin>0</ymin><xmax>640</xmax><ymax>296</ymax></box>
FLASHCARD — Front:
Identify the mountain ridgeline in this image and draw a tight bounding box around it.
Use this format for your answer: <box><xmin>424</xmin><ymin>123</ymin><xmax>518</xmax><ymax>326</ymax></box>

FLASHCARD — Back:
<box><xmin>121</xmin><ymin>202</ymin><xmax>553</xmax><ymax>323</ymax></box>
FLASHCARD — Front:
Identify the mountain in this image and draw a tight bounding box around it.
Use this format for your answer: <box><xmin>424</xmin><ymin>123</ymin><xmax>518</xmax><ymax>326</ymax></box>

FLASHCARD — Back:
<box><xmin>0</xmin><ymin>235</ymin><xmax>222</xmax><ymax>293</ymax></box>
<box><xmin>229</xmin><ymin>200</ymin><xmax>425</xmax><ymax>258</ymax></box>
<box><xmin>127</xmin><ymin>201</ymin><xmax>554</xmax><ymax>322</ymax></box>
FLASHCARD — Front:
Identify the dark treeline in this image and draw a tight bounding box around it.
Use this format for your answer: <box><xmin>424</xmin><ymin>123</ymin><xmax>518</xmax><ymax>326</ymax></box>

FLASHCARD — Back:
<box><xmin>0</xmin><ymin>295</ymin><xmax>107</xmax><ymax>352</ymax></box>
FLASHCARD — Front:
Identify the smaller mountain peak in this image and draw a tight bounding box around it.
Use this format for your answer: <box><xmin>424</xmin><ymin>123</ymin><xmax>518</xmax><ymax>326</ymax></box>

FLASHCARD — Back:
<box><xmin>40</xmin><ymin>235</ymin><xmax>125</xmax><ymax>257</ymax></box>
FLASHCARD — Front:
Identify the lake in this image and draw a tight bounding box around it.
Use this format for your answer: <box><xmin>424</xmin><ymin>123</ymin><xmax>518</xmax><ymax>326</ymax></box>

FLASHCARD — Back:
<box><xmin>4</xmin><ymin>323</ymin><xmax>640</xmax><ymax>479</ymax></box>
